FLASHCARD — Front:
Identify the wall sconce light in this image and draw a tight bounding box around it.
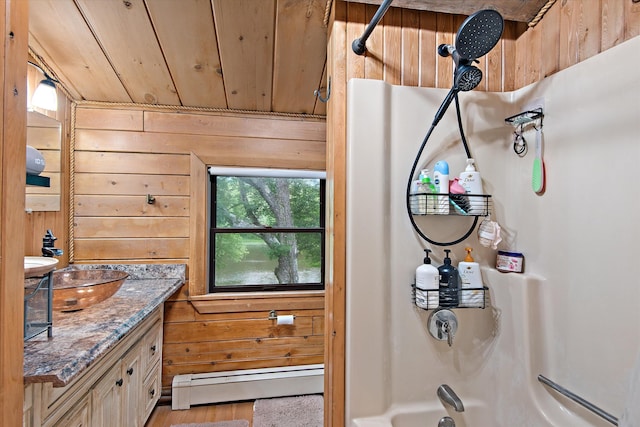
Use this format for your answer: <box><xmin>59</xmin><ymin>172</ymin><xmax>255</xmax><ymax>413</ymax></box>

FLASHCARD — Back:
<box><xmin>28</xmin><ymin>61</ymin><xmax>58</xmax><ymax>111</ymax></box>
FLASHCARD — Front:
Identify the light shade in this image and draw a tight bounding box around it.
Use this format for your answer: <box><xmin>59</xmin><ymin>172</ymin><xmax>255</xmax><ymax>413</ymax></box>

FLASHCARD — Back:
<box><xmin>31</xmin><ymin>78</ymin><xmax>57</xmax><ymax>111</ymax></box>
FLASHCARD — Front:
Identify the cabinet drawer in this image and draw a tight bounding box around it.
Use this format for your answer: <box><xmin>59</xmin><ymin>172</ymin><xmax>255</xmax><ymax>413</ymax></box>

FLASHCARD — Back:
<box><xmin>141</xmin><ymin>362</ymin><xmax>161</xmax><ymax>424</ymax></box>
<box><xmin>141</xmin><ymin>322</ymin><xmax>162</xmax><ymax>376</ymax></box>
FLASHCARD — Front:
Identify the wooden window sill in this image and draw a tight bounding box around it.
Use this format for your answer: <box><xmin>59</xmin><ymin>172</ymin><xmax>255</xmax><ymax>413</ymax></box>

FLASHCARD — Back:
<box><xmin>189</xmin><ymin>290</ymin><xmax>324</xmax><ymax>314</ymax></box>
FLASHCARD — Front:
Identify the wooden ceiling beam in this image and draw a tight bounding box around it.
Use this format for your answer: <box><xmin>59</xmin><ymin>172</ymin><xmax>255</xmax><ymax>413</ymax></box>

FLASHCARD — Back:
<box><xmin>343</xmin><ymin>0</ymin><xmax>552</xmax><ymax>23</ymax></box>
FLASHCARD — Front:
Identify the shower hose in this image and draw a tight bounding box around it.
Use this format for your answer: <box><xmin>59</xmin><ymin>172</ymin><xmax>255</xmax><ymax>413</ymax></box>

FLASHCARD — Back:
<box><xmin>404</xmin><ymin>93</ymin><xmax>479</xmax><ymax>246</ymax></box>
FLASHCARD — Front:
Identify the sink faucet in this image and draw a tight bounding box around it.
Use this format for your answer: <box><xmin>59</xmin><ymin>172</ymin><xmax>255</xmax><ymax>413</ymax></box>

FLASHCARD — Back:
<box><xmin>437</xmin><ymin>384</ymin><xmax>465</xmax><ymax>412</ymax></box>
<box><xmin>42</xmin><ymin>229</ymin><xmax>63</xmax><ymax>257</ymax></box>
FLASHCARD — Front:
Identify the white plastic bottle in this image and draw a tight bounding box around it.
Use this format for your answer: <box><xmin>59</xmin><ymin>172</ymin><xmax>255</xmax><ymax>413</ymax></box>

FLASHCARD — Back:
<box><xmin>410</xmin><ymin>179</ymin><xmax>426</xmax><ymax>215</ymax></box>
<box><xmin>415</xmin><ymin>249</ymin><xmax>439</xmax><ymax>309</ymax></box>
<box><xmin>459</xmin><ymin>247</ymin><xmax>482</xmax><ymax>288</ymax></box>
<box><xmin>433</xmin><ymin>160</ymin><xmax>449</xmax><ymax>214</ymax></box>
<box><xmin>458</xmin><ymin>247</ymin><xmax>484</xmax><ymax>308</ymax></box>
<box><xmin>459</xmin><ymin>158</ymin><xmax>484</xmax><ymax>215</ymax></box>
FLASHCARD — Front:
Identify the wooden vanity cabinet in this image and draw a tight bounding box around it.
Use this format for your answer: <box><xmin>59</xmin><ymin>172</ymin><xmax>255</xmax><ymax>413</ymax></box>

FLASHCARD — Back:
<box><xmin>24</xmin><ymin>307</ymin><xmax>163</xmax><ymax>427</ymax></box>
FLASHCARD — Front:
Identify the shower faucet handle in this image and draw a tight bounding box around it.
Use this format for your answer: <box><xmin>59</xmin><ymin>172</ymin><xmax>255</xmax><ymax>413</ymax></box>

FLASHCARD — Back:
<box><xmin>436</xmin><ymin>319</ymin><xmax>453</xmax><ymax>347</ymax></box>
<box><xmin>428</xmin><ymin>309</ymin><xmax>458</xmax><ymax>347</ymax></box>
<box><xmin>443</xmin><ymin>321</ymin><xmax>453</xmax><ymax>347</ymax></box>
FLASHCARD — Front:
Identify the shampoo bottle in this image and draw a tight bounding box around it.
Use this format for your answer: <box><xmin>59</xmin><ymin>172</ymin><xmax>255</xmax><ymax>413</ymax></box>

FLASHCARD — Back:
<box><xmin>459</xmin><ymin>158</ymin><xmax>484</xmax><ymax>215</ymax></box>
<box><xmin>433</xmin><ymin>160</ymin><xmax>450</xmax><ymax>214</ymax></box>
<box><xmin>438</xmin><ymin>249</ymin><xmax>459</xmax><ymax>307</ymax></box>
<box><xmin>458</xmin><ymin>247</ymin><xmax>484</xmax><ymax>308</ymax></box>
<box><xmin>415</xmin><ymin>249</ymin><xmax>439</xmax><ymax>309</ymax></box>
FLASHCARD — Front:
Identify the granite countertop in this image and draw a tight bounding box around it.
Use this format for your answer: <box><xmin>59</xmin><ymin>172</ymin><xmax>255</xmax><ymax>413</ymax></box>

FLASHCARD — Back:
<box><xmin>24</xmin><ymin>264</ymin><xmax>185</xmax><ymax>387</ymax></box>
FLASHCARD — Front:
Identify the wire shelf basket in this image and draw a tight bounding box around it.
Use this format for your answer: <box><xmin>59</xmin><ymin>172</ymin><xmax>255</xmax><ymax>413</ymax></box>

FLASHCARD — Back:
<box><xmin>505</xmin><ymin>108</ymin><xmax>544</xmax><ymax>127</ymax></box>
<box><xmin>411</xmin><ymin>283</ymin><xmax>488</xmax><ymax>310</ymax></box>
<box><xmin>409</xmin><ymin>193</ymin><xmax>491</xmax><ymax>217</ymax></box>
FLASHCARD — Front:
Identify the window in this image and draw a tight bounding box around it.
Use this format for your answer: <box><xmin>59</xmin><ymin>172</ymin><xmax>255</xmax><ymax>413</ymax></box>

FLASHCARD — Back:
<box><xmin>209</xmin><ymin>168</ymin><xmax>325</xmax><ymax>292</ymax></box>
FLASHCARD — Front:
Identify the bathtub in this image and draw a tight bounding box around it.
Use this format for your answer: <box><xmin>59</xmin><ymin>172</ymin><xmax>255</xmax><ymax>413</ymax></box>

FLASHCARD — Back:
<box><xmin>349</xmin><ymin>397</ymin><xmax>610</xmax><ymax>427</ymax></box>
<box><xmin>351</xmin><ymin>401</ymin><xmax>489</xmax><ymax>427</ymax></box>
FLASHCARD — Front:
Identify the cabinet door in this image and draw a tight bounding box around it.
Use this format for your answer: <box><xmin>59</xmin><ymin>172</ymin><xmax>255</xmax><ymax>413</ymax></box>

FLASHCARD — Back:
<box><xmin>91</xmin><ymin>363</ymin><xmax>123</xmax><ymax>427</ymax></box>
<box><xmin>52</xmin><ymin>394</ymin><xmax>90</xmax><ymax>427</ymax></box>
<box><xmin>121</xmin><ymin>344</ymin><xmax>143</xmax><ymax>427</ymax></box>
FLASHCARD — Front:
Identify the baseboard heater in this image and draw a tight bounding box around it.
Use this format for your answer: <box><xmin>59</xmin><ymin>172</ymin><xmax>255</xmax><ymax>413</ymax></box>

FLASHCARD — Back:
<box><xmin>171</xmin><ymin>364</ymin><xmax>324</xmax><ymax>410</ymax></box>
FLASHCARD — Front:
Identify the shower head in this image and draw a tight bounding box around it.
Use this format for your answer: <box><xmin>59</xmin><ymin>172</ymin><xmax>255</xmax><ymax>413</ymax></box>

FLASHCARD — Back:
<box><xmin>454</xmin><ymin>65</ymin><xmax>483</xmax><ymax>92</ymax></box>
<box><xmin>431</xmin><ymin>65</ymin><xmax>482</xmax><ymax>126</ymax></box>
<box><xmin>431</xmin><ymin>9</ymin><xmax>503</xmax><ymax>127</ymax></box>
<box><xmin>455</xmin><ymin>9</ymin><xmax>504</xmax><ymax>61</ymax></box>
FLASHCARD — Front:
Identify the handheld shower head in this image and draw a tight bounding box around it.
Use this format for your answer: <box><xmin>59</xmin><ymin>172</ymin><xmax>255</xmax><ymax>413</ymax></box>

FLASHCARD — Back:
<box><xmin>431</xmin><ymin>65</ymin><xmax>482</xmax><ymax>126</ymax></box>
<box><xmin>454</xmin><ymin>65</ymin><xmax>483</xmax><ymax>92</ymax></box>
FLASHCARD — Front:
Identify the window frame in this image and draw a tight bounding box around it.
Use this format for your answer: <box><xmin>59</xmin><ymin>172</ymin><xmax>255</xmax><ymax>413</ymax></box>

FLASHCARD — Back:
<box><xmin>208</xmin><ymin>170</ymin><xmax>326</xmax><ymax>293</ymax></box>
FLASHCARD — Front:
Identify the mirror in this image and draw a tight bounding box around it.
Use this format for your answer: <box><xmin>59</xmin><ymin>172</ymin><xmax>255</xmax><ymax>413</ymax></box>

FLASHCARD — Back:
<box><xmin>25</xmin><ymin>110</ymin><xmax>61</xmax><ymax>211</ymax></box>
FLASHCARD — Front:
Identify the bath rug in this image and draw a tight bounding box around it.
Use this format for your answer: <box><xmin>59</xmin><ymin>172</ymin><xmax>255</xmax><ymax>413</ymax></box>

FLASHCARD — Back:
<box><xmin>253</xmin><ymin>394</ymin><xmax>323</xmax><ymax>427</ymax></box>
<box><xmin>170</xmin><ymin>421</ymin><xmax>249</xmax><ymax>427</ymax></box>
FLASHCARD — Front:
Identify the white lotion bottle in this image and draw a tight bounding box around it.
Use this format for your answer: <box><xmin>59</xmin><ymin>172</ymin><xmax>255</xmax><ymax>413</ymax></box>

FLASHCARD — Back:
<box><xmin>459</xmin><ymin>158</ymin><xmax>484</xmax><ymax>215</ymax></box>
<box><xmin>433</xmin><ymin>160</ymin><xmax>449</xmax><ymax>214</ymax></box>
<box><xmin>415</xmin><ymin>248</ymin><xmax>439</xmax><ymax>309</ymax></box>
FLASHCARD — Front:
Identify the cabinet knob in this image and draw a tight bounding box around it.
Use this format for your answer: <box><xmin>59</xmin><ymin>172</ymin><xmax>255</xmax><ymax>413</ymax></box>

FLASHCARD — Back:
<box><xmin>127</xmin><ymin>367</ymin><xmax>134</xmax><ymax>376</ymax></box>
<box><xmin>116</xmin><ymin>378</ymin><xmax>123</xmax><ymax>387</ymax></box>
<box><xmin>150</xmin><ymin>344</ymin><xmax>157</xmax><ymax>353</ymax></box>
<box><xmin>149</xmin><ymin>388</ymin><xmax>156</xmax><ymax>398</ymax></box>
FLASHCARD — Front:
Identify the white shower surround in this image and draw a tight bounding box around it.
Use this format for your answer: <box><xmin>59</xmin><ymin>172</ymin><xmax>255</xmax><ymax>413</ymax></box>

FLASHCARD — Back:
<box><xmin>345</xmin><ymin>37</ymin><xmax>640</xmax><ymax>427</ymax></box>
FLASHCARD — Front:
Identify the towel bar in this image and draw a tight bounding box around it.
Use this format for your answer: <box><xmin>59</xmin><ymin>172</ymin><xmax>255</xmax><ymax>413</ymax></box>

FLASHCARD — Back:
<box><xmin>538</xmin><ymin>374</ymin><xmax>618</xmax><ymax>426</ymax></box>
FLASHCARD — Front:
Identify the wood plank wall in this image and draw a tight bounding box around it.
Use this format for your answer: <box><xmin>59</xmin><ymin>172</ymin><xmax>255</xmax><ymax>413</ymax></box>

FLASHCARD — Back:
<box><xmin>514</xmin><ymin>0</ymin><xmax>640</xmax><ymax>88</ymax></box>
<box><xmin>338</xmin><ymin>3</ymin><xmax>527</xmax><ymax>91</ymax></box>
<box><xmin>163</xmin><ymin>285</ymin><xmax>324</xmax><ymax>390</ymax></box>
<box><xmin>324</xmin><ymin>1</ymin><xmax>640</xmax><ymax>426</ymax></box>
<box><xmin>1</xmin><ymin>1</ymin><xmax>29</xmax><ymax>423</ymax></box>
<box><xmin>72</xmin><ymin>105</ymin><xmax>326</xmax><ymax>392</ymax></box>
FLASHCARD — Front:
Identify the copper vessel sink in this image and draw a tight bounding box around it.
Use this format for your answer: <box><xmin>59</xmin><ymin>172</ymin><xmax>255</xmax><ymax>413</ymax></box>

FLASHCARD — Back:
<box><xmin>52</xmin><ymin>269</ymin><xmax>129</xmax><ymax>312</ymax></box>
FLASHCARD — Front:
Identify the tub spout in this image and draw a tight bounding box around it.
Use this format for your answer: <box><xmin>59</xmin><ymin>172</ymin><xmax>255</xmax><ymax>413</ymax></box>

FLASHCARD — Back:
<box><xmin>437</xmin><ymin>384</ymin><xmax>464</xmax><ymax>412</ymax></box>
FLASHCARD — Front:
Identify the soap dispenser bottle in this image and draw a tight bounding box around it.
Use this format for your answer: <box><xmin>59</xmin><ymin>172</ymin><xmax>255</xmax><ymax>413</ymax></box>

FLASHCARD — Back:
<box><xmin>415</xmin><ymin>248</ymin><xmax>439</xmax><ymax>309</ymax></box>
<box><xmin>438</xmin><ymin>249</ymin><xmax>459</xmax><ymax>307</ymax></box>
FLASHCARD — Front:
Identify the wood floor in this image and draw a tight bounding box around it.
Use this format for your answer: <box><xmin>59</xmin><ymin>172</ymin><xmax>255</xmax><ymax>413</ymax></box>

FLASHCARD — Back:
<box><xmin>145</xmin><ymin>401</ymin><xmax>255</xmax><ymax>427</ymax></box>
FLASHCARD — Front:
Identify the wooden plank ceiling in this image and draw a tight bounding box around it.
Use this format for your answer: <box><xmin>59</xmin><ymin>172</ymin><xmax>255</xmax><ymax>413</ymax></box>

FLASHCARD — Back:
<box><xmin>28</xmin><ymin>0</ymin><xmax>548</xmax><ymax>116</ymax></box>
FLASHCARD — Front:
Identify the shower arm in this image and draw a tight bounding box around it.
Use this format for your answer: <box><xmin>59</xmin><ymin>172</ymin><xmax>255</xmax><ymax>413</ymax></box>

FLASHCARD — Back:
<box><xmin>405</xmin><ymin>93</ymin><xmax>478</xmax><ymax>247</ymax></box>
<box><xmin>351</xmin><ymin>0</ymin><xmax>393</xmax><ymax>55</ymax></box>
